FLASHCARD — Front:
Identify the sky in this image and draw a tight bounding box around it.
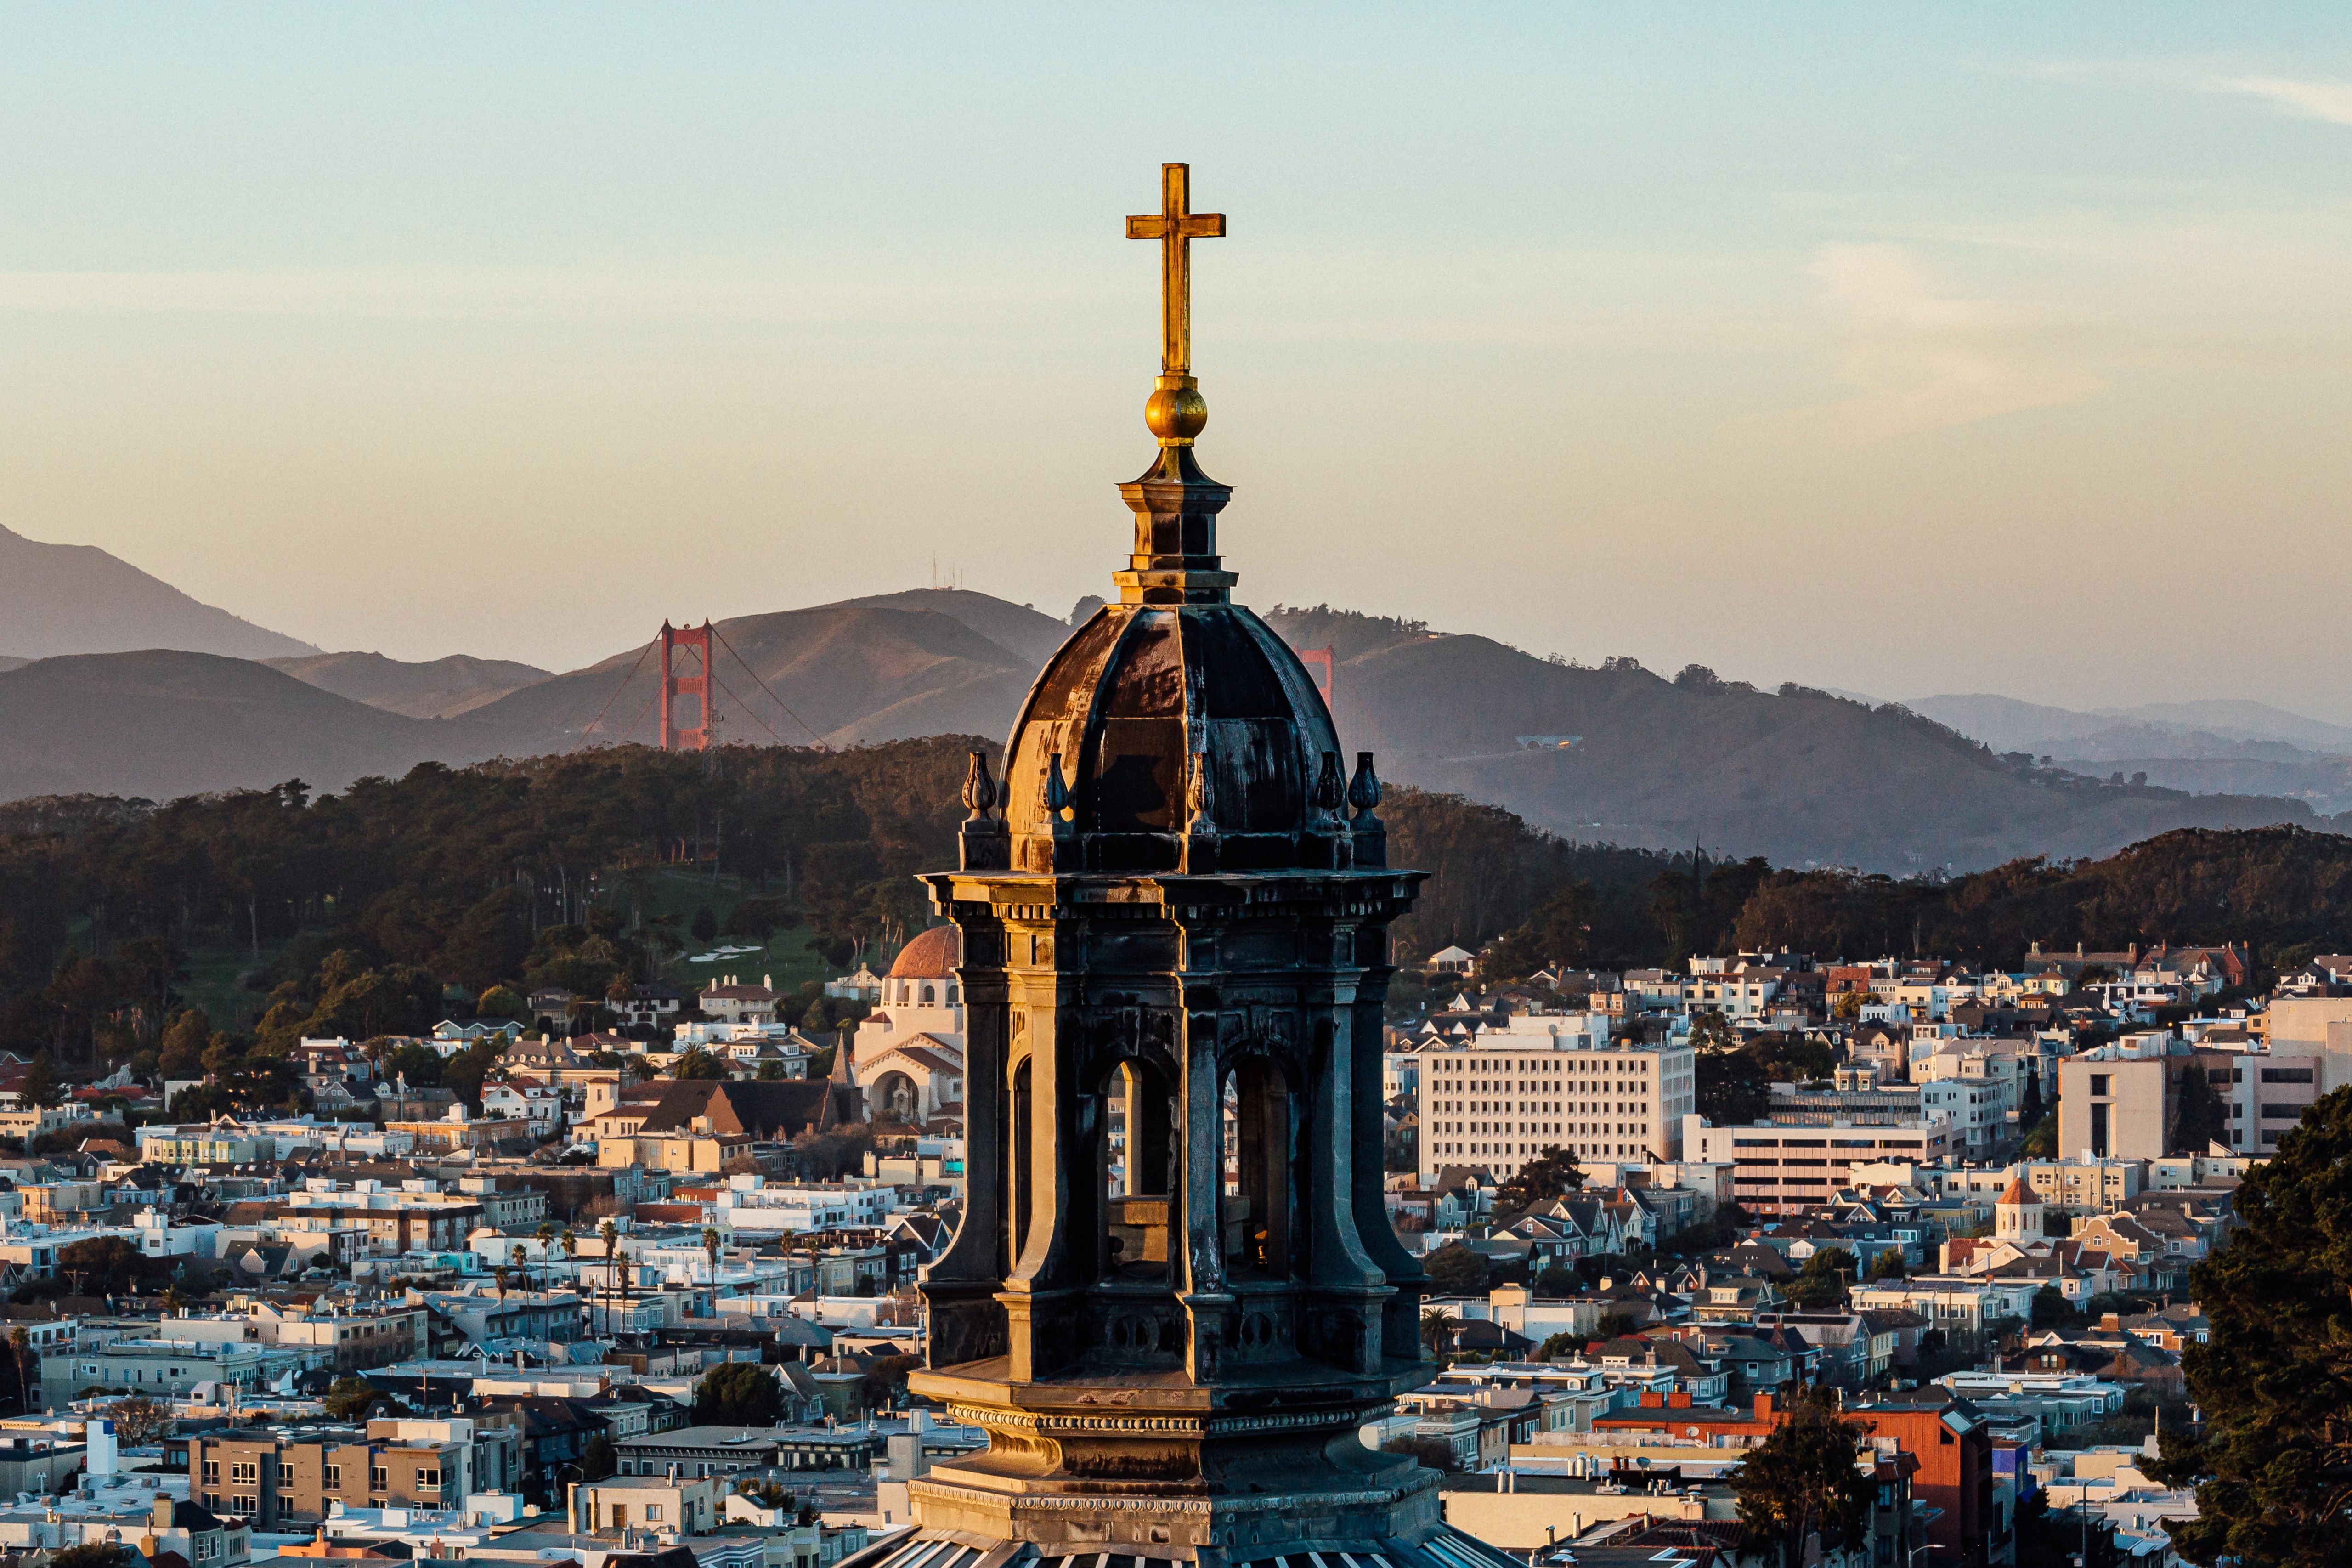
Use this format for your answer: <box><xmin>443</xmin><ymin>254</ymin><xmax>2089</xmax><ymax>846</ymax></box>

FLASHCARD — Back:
<box><xmin>3</xmin><ymin>6</ymin><xmax>2351</xmax><ymax>715</ymax></box>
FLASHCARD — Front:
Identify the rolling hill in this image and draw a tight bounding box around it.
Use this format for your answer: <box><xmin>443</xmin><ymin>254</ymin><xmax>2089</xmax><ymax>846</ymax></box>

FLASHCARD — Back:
<box><xmin>0</xmin><ymin>651</ymin><xmax>494</xmax><ymax>803</ymax></box>
<box><xmin>457</xmin><ymin>593</ymin><xmax>1061</xmax><ymax>753</ymax></box>
<box><xmin>0</xmin><ymin>523</ymin><xmax>318</xmax><ymax>661</ymax></box>
<box><xmin>0</xmin><ymin>584</ymin><xmax>2331</xmax><ymax>872</ymax></box>
<box><xmin>264</xmin><ymin>651</ymin><xmax>551</xmax><ymax>719</ymax></box>
<box><xmin>1264</xmin><ymin>606</ymin><xmax>2319</xmax><ymax>870</ymax></box>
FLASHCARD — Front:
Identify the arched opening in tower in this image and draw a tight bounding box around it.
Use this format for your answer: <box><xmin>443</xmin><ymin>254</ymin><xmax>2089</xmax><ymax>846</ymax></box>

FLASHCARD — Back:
<box><xmin>1101</xmin><ymin>1058</ymin><xmax>1173</xmax><ymax>1283</ymax></box>
<box><xmin>1222</xmin><ymin>1058</ymin><xmax>1299</xmax><ymax>1279</ymax></box>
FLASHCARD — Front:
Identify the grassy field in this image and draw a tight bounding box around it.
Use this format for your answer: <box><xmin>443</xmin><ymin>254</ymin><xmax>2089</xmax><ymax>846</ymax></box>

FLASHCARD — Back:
<box><xmin>627</xmin><ymin>867</ymin><xmax>837</xmax><ymax>994</ymax></box>
<box><xmin>175</xmin><ymin>940</ymin><xmax>285</xmax><ymax>1035</ymax></box>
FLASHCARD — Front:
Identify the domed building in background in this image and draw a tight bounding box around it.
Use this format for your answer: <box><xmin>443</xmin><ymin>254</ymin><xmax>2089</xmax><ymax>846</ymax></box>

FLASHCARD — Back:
<box><xmin>849</xmin><ymin>925</ymin><xmax>967</xmax><ymax>1127</ymax></box>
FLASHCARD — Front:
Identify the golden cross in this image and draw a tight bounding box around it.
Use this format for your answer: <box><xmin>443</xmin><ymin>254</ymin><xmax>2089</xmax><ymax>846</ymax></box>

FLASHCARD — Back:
<box><xmin>1126</xmin><ymin>163</ymin><xmax>1225</xmax><ymax>377</ymax></box>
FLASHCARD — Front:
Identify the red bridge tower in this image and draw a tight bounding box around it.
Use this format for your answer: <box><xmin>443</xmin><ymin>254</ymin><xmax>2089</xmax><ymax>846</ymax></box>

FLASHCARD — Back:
<box><xmin>659</xmin><ymin>621</ymin><xmax>715</xmax><ymax>752</ymax></box>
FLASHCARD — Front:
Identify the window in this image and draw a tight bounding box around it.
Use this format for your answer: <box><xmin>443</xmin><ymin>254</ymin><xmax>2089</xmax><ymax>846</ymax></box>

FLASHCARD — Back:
<box><xmin>645</xmin><ymin>1506</ymin><xmax>664</xmax><ymax>1521</ymax></box>
<box><xmin>2090</xmin><ymin>1074</ymin><xmax>2110</xmax><ymax>1097</ymax></box>
<box><xmin>418</xmin><ymin>1468</ymin><xmax>441</xmax><ymax>1490</ymax></box>
<box><xmin>324</xmin><ymin>1466</ymin><xmax>341</xmax><ymax>1489</ymax></box>
<box><xmin>203</xmin><ymin>1461</ymin><xmax>220</xmax><ymax>1483</ymax></box>
<box><xmin>2090</xmin><ymin>1102</ymin><xmax>2109</xmax><ymax>1158</ymax></box>
<box><xmin>370</xmin><ymin>1467</ymin><xmax>388</xmax><ymax>1493</ymax></box>
<box><xmin>2262</xmin><ymin>1068</ymin><xmax>2315</xmax><ymax>1084</ymax></box>
<box><xmin>230</xmin><ymin>1462</ymin><xmax>256</xmax><ymax>1483</ymax></box>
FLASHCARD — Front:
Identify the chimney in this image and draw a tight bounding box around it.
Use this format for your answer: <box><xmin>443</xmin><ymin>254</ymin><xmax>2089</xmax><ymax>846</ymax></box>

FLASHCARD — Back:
<box><xmin>1755</xmin><ymin>1393</ymin><xmax>1776</xmax><ymax>1419</ymax></box>
<box><xmin>1639</xmin><ymin>1391</ymin><xmax>1662</xmax><ymax>1408</ymax></box>
<box><xmin>1668</xmin><ymin>1392</ymin><xmax>1690</xmax><ymax>1408</ymax></box>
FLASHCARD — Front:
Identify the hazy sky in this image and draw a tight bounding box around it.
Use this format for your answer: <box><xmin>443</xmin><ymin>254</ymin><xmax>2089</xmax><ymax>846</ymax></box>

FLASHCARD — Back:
<box><xmin>4</xmin><ymin>7</ymin><xmax>2351</xmax><ymax>715</ymax></box>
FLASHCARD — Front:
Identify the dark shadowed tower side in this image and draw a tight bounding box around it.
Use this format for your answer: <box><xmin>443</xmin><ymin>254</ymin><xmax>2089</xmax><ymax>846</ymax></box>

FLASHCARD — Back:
<box><xmin>842</xmin><ymin>165</ymin><xmax>1506</xmax><ymax>1568</ymax></box>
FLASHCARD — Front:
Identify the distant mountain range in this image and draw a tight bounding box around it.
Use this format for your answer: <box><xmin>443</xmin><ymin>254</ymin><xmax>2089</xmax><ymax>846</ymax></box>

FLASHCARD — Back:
<box><xmin>261</xmin><ymin>651</ymin><xmax>550</xmax><ymax>720</ymax></box>
<box><xmin>0</xmin><ymin>522</ymin><xmax>319</xmax><ymax>661</ymax></box>
<box><xmin>1906</xmin><ymin>692</ymin><xmax>2352</xmax><ymax>754</ymax></box>
<box><xmin>1907</xmin><ymin>693</ymin><xmax>2352</xmax><ymax>814</ymax></box>
<box><xmin>0</xmin><ymin>528</ymin><xmax>2341</xmax><ymax>870</ymax></box>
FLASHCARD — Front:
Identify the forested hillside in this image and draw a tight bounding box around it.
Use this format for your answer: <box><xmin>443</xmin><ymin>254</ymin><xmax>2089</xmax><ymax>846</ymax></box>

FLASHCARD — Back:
<box><xmin>0</xmin><ymin>741</ymin><xmax>976</xmax><ymax>1068</ymax></box>
<box><xmin>6</xmin><ymin>743</ymin><xmax>2347</xmax><ymax>1086</ymax></box>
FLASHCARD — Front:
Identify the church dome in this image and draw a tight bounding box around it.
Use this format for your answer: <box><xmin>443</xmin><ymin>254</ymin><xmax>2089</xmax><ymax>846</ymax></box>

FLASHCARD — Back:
<box><xmin>889</xmin><ymin>925</ymin><xmax>961</xmax><ymax>979</ymax></box>
<box><xmin>1001</xmin><ymin>598</ymin><xmax>1345</xmax><ymax>874</ymax></box>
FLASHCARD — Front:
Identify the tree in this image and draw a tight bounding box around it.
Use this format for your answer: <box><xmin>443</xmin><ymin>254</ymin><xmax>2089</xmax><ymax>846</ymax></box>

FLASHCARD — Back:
<box><xmin>6</xmin><ymin>1327</ymin><xmax>26</xmax><ymax>1411</ymax></box>
<box><xmin>692</xmin><ymin>1362</ymin><xmax>785</xmax><ymax>1427</ymax></box>
<box><xmin>52</xmin><ymin>1545</ymin><xmax>129</xmax><ymax>1568</ymax></box>
<box><xmin>1696</xmin><ymin>1048</ymin><xmax>1771</xmax><ymax>1126</ymax></box>
<box><xmin>2144</xmin><ymin>1086</ymin><xmax>2352</xmax><ymax>1566</ymax></box>
<box><xmin>380</xmin><ymin>1042</ymin><xmax>445</xmax><ymax>1087</ymax></box>
<box><xmin>2168</xmin><ymin>1064</ymin><xmax>2230</xmax><ymax>1154</ymax></box>
<box><xmin>103</xmin><ymin>1395</ymin><xmax>172</xmax><ymax>1447</ymax></box>
<box><xmin>1419</xmin><ymin>1309</ymin><xmax>1460</xmax><ymax>1360</ymax></box>
<box><xmin>674</xmin><ymin>1048</ymin><xmax>731</xmax><ymax>1081</ymax></box>
<box><xmin>1866</xmin><ymin>1249</ymin><xmax>1907</xmax><ymax>1282</ymax></box>
<box><xmin>57</xmin><ymin>1237</ymin><xmax>148</xmax><ymax>1296</ymax></box>
<box><xmin>860</xmin><ymin>1353</ymin><xmax>922</xmax><ymax>1412</ymax></box>
<box><xmin>157</xmin><ymin>1010</ymin><xmax>211</xmax><ymax>1077</ymax></box>
<box><xmin>723</xmin><ymin>897</ymin><xmax>800</xmax><ymax>944</ymax></box>
<box><xmin>1534</xmin><ymin>1331</ymin><xmax>1581</xmax><ymax>1361</ymax></box>
<box><xmin>703</xmin><ymin>1228</ymin><xmax>722</xmax><ymax>1280</ymax></box>
<box><xmin>2021</xmin><ymin>1107</ymin><xmax>2059</xmax><ymax>1158</ymax></box>
<box><xmin>1532</xmin><ymin>1262</ymin><xmax>1577</xmax><ymax>1297</ymax></box>
<box><xmin>691</xmin><ymin>906</ymin><xmax>719</xmax><ymax>943</ymax></box>
<box><xmin>1423</xmin><ymin>1242</ymin><xmax>1489</xmax><ymax>1296</ymax></box>
<box><xmin>2030</xmin><ymin>1286</ymin><xmax>2080</xmax><ymax>1330</ymax></box>
<box><xmin>477</xmin><ymin>985</ymin><xmax>530</xmax><ymax>1024</ymax></box>
<box><xmin>580</xmin><ymin>1432</ymin><xmax>616</xmax><ymax>1481</ymax></box>
<box><xmin>1782</xmin><ymin>1247</ymin><xmax>1856</xmax><ymax>1311</ymax></box>
<box><xmin>322</xmin><ymin>1376</ymin><xmax>392</xmax><ymax>1421</ymax></box>
<box><xmin>441</xmin><ymin>1038</ymin><xmax>507</xmax><ymax>1113</ymax></box>
<box><xmin>1493</xmin><ymin>1145</ymin><xmax>1584</xmax><ymax>1218</ymax></box>
<box><xmin>1729</xmin><ymin>1386</ymin><xmax>1870</xmax><ymax>1568</ymax></box>
<box><xmin>20</xmin><ymin>1053</ymin><xmax>59</xmax><ymax>1111</ymax></box>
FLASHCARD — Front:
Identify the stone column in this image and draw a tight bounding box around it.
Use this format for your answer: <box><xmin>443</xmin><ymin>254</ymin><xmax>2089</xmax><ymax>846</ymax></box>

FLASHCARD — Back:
<box><xmin>1172</xmin><ymin>962</ymin><xmax>1233</xmax><ymax>1383</ymax></box>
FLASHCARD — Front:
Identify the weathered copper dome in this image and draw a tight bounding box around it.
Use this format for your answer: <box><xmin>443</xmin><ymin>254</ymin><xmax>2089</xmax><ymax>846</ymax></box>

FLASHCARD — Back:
<box><xmin>977</xmin><ymin>446</ymin><xmax>1380</xmax><ymax>876</ymax></box>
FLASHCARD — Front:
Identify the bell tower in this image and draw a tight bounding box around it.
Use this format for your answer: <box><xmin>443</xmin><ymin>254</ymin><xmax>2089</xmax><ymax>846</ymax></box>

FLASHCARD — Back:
<box><xmin>865</xmin><ymin>166</ymin><xmax>1501</xmax><ymax>1568</ymax></box>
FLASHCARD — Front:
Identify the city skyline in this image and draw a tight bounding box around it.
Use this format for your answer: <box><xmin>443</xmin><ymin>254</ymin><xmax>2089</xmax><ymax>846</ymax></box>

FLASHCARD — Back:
<box><xmin>5</xmin><ymin>8</ymin><xmax>2352</xmax><ymax>716</ymax></box>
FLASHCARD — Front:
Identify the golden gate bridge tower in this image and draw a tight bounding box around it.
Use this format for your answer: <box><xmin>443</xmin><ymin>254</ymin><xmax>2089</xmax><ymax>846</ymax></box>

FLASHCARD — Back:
<box><xmin>658</xmin><ymin>620</ymin><xmax>715</xmax><ymax>752</ymax></box>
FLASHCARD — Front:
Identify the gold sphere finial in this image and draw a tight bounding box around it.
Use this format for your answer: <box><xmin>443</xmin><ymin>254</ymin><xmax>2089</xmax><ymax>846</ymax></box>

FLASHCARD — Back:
<box><xmin>1145</xmin><ymin>374</ymin><xmax>1208</xmax><ymax>447</ymax></box>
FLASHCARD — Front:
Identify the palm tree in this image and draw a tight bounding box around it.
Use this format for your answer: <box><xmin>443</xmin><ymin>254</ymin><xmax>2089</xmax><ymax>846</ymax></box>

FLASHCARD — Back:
<box><xmin>702</xmin><ymin>1227</ymin><xmax>721</xmax><ymax>1283</ymax></box>
<box><xmin>493</xmin><ymin>1264</ymin><xmax>511</xmax><ymax>1305</ymax></box>
<box><xmin>534</xmin><ymin>1223</ymin><xmax>556</xmax><ymax>1288</ymax></box>
<box><xmin>8</xmin><ymin>1327</ymin><xmax>27</xmax><ymax>1412</ymax></box>
<box><xmin>598</xmin><ymin>1220</ymin><xmax>618</xmax><ymax>1338</ymax></box>
<box><xmin>1419</xmin><ymin>1309</ymin><xmax>1460</xmax><ymax>1362</ymax></box>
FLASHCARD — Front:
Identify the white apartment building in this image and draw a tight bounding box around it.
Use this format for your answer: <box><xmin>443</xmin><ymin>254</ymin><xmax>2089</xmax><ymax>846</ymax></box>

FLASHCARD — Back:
<box><xmin>709</xmin><ymin>1175</ymin><xmax>896</xmax><ymax>1236</ymax></box>
<box><xmin>1915</xmin><ymin>1075</ymin><xmax>2012</xmax><ymax>1154</ymax></box>
<box><xmin>1852</xmin><ymin>1276</ymin><xmax>2038</xmax><ymax>1338</ymax></box>
<box><xmin>1414</xmin><ymin>1018</ymin><xmax>1694</xmax><ymax>1184</ymax></box>
<box><xmin>1682</xmin><ymin>1116</ymin><xmax>1956</xmax><ymax>1216</ymax></box>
